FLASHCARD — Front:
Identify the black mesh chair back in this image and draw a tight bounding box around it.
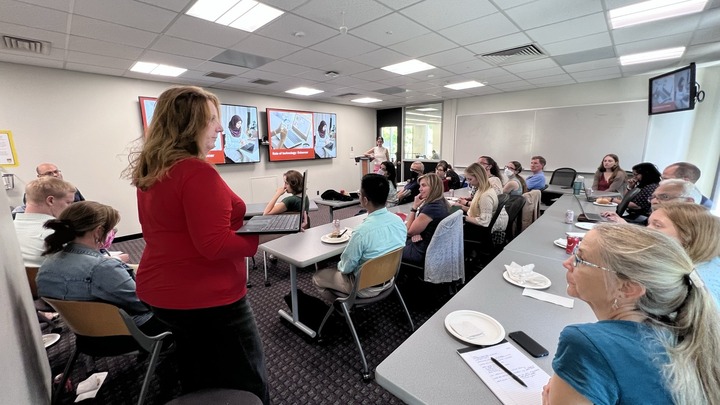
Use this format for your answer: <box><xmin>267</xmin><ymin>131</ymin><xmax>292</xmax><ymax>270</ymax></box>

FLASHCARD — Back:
<box><xmin>549</xmin><ymin>167</ymin><xmax>577</xmax><ymax>187</ymax></box>
<box><xmin>616</xmin><ymin>187</ymin><xmax>641</xmax><ymax>217</ymax></box>
<box><xmin>503</xmin><ymin>195</ymin><xmax>526</xmax><ymax>244</ymax></box>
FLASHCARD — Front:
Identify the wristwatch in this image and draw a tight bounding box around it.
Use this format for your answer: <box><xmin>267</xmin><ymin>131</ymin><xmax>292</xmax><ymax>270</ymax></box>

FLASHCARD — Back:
<box><xmin>410</xmin><ymin>208</ymin><xmax>418</xmax><ymax>213</ymax></box>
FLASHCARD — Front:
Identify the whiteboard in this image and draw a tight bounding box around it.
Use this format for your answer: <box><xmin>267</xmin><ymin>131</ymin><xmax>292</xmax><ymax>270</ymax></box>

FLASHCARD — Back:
<box><xmin>454</xmin><ymin>101</ymin><xmax>648</xmax><ymax>172</ymax></box>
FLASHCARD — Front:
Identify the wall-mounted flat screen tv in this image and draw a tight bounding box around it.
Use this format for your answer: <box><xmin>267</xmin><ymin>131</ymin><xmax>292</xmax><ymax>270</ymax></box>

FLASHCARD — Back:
<box><xmin>313</xmin><ymin>112</ymin><xmax>337</xmax><ymax>159</ymax></box>
<box><xmin>214</xmin><ymin>103</ymin><xmax>260</xmax><ymax>164</ymax></box>
<box><xmin>649</xmin><ymin>63</ymin><xmax>696</xmax><ymax>115</ymax></box>
<box><xmin>138</xmin><ymin>96</ymin><xmax>157</xmax><ymax>131</ymax></box>
<box><xmin>266</xmin><ymin>108</ymin><xmax>316</xmax><ymax>162</ymax></box>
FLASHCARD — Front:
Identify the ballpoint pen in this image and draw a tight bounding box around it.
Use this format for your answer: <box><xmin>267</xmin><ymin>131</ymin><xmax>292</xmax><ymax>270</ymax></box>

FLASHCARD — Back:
<box><xmin>490</xmin><ymin>357</ymin><xmax>528</xmax><ymax>388</ymax></box>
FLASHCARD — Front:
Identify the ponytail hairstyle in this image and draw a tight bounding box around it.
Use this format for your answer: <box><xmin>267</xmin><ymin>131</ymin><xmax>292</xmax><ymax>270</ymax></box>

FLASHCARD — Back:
<box><xmin>43</xmin><ymin>201</ymin><xmax>120</xmax><ymax>255</ymax></box>
<box><xmin>510</xmin><ymin>161</ymin><xmax>528</xmax><ymax>193</ymax></box>
<box><xmin>592</xmin><ymin>224</ymin><xmax>720</xmax><ymax>405</ymax></box>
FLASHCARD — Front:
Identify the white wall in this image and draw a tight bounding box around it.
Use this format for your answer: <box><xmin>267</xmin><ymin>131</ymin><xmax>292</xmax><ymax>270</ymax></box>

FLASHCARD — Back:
<box><xmin>0</xmin><ymin>62</ymin><xmax>376</xmax><ymax>237</ymax></box>
<box><xmin>442</xmin><ymin>68</ymin><xmax>719</xmax><ymax>197</ymax></box>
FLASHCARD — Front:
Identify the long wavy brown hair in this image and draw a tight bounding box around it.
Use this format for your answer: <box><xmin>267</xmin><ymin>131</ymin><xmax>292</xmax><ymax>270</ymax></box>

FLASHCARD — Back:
<box><xmin>125</xmin><ymin>86</ymin><xmax>220</xmax><ymax>190</ymax></box>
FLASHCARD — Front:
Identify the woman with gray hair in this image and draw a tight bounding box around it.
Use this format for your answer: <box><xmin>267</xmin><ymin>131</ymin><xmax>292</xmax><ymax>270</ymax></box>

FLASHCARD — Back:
<box><xmin>544</xmin><ymin>223</ymin><xmax>720</xmax><ymax>405</ymax></box>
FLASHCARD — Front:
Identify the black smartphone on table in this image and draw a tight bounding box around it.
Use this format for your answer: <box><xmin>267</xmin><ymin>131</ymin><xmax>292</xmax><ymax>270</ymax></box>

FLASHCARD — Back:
<box><xmin>508</xmin><ymin>331</ymin><xmax>549</xmax><ymax>358</ymax></box>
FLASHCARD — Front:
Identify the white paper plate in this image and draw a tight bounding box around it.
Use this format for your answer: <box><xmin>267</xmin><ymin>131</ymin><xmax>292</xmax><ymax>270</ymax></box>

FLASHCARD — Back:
<box><xmin>444</xmin><ymin>310</ymin><xmax>505</xmax><ymax>346</ymax></box>
<box><xmin>43</xmin><ymin>333</ymin><xmax>60</xmax><ymax>348</ymax></box>
<box><xmin>321</xmin><ymin>230</ymin><xmax>350</xmax><ymax>244</ymax></box>
<box><xmin>503</xmin><ymin>271</ymin><xmax>551</xmax><ymax>290</ymax></box>
<box><xmin>575</xmin><ymin>222</ymin><xmax>596</xmax><ymax>230</ymax></box>
<box><xmin>593</xmin><ymin>201</ymin><xmax>618</xmax><ymax>207</ymax></box>
<box><xmin>553</xmin><ymin>238</ymin><xmax>567</xmax><ymax>249</ymax></box>
<box><xmin>445</xmin><ymin>196</ymin><xmax>459</xmax><ymax>202</ymax></box>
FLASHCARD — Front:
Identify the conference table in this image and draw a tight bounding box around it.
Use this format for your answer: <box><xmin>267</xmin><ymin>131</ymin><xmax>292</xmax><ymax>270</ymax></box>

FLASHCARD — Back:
<box><xmin>258</xmin><ymin>213</ymin><xmax>368</xmax><ymax>337</ymax></box>
<box><xmin>375</xmin><ymin>194</ymin><xmax>603</xmax><ymax>404</ymax></box>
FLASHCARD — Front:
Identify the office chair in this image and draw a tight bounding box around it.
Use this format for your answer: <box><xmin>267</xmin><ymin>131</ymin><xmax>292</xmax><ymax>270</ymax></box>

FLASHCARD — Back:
<box><xmin>502</xmin><ymin>195</ymin><xmax>526</xmax><ymax>244</ymax></box>
<box><xmin>616</xmin><ymin>188</ymin><xmax>641</xmax><ymax>217</ymax></box>
<box><xmin>25</xmin><ymin>266</ymin><xmax>61</xmax><ymax>331</ymax></box>
<box><xmin>464</xmin><ymin>194</ymin><xmax>509</xmax><ymax>266</ymax></box>
<box><xmin>549</xmin><ymin>167</ymin><xmax>577</xmax><ymax>187</ymax></box>
<box><xmin>316</xmin><ymin>247</ymin><xmax>413</xmax><ymax>381</ymax></box>
<box><xmin>44</xmin><ymin>299</ymin><xmax>172</xmax><ymax>405</ymax></box>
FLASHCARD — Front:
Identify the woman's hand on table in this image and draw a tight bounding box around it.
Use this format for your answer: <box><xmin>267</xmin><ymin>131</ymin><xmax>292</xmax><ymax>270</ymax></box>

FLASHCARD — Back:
<box><xmin>600</xmin><ymin>211</ymin><xmax>627</xmax><ymax>223</ymax></box>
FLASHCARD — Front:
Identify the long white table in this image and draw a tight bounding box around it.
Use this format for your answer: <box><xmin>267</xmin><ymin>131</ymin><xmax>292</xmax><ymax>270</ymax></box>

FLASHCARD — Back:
<box><xmin>257</xmin><ymin>214</ymin><xmax>367</xmax><ymax>337</ymax></box>
<box><xmin>375</xmin><ymin>194</ymin><xmax>599</xmax><ymax>404</ymax></box>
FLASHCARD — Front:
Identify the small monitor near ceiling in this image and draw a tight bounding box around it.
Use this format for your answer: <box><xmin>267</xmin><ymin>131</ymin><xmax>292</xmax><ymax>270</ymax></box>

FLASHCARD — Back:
<box><xmin>648</xmin><ymin>63</ymin><xmax>696</xmax><ymax>115</ymax></box>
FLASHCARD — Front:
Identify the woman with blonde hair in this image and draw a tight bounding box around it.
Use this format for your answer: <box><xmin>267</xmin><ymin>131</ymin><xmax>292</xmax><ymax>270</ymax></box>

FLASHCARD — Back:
<box><xmin>403</xmin><ymin>173</ymin><xmax>449</xmax><ymax>264</ymax></box>
<box><xmin>592</xmin><ymin>153</ymin><xmax>627</xmax><ymax>192</ymax></box>
<box><xmin>647</xmin><ymin>202</ymin><xmax>720</xmax><ymax>303</ymax></box>
<box><xmin>545</xmin><ymin>224</ymin><xmax>720</xmax><ymax>405</ymax></box>
<box><xmin>456</xmin><ymin>163</ymin><xmax>507</xmax><ymax>243</ymax></box>
<box><xmin>125</xmin><ymin>86</ymin><xmax>268</xmax><ymax>403</ymax></box>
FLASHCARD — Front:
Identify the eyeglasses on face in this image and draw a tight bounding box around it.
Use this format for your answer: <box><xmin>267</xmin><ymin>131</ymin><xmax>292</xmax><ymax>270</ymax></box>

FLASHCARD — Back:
<box><xmin>39</xmin><ymin>170</ymin><xmax>62</xmax><ymax>177</ymax></box>
<box><xmin>572</xmin><ymin>245</ymin><xmax>614</xmax><ymax>273</ymax></box>
<box><xmin>648</xmin><ymin>193</ymin><xmax>681</xmax><ymax>202</ymax></box>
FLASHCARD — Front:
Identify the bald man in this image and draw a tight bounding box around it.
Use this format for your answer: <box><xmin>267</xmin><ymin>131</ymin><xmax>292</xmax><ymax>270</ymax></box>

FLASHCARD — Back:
<box><xmin>662</xmin><ymin>162</ymin><xmax>712</xmax><ymax>208</ymax></box>
<box><xmin>35</xmin><ymin>162</ymin><xmax>85</xmax><ymax>202</ymax></box>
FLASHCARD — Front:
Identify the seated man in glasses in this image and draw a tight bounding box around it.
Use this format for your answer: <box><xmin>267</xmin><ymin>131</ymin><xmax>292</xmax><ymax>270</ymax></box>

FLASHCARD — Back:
<box><xmin>12</xmin><ymin>162</ymin><xmax>85</xmax><ymax>217</ymax></box>
<box><xmin>601</xmin><ymin>179</ymin><xmax>699</xmax><ymax>224</ymax></box>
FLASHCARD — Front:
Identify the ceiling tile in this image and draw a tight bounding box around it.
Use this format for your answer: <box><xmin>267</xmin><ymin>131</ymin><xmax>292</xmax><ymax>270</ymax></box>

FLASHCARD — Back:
<box><xmin>552</xmin><ymin>47</ymin><xmax>616</xmax><ymax>66</ymax></box>
<box><xmin>375</xmin><ymin>0</ymin><xmax>424</xmax><ymax>10</ymax></box>
<box><xmin>195</xmin><ymin>61</ymin><xmax>250</xmax><ymax>76</ymax></box>
<box><xmin>570</xmin><ymin>67</ymin><xmax>622</xmax><ymax>80</ymax></box>
<box><xmin>514</xmin><ymin>66</ymin><xmax>566</xmax><ymax>79</ymax></box>
<box><xmin>562</xmin><ymin>57</ymin><xmax>619</xmax><ymax>73</ymax></box>
<box><xmin>543</xmin><ymin>32</ymin><xmax>612</xmax><ymax>56</ymax></box>
<box><xmin>349</xmin><ymin>13</ymin><xmax>431</xmax><ymax>46</ymax></box>
<box><xmin>0</xmin><ymin>21</ymin><xmax>69</xmax><ymax>48</ymax></box>
<box><xmin>257</xmin><ymin>60</ymin><xmax>311</xmax><ymax>76</ymax></box>
<box><xmin>349</xmin><ymin>47</ymin><xmax>410</xmax><ymax>68</ymax></box>
<box><xmin>261</xmin><ymin>0</ymin><xmax>309</xmax><ymax>12</ymax></box>
<box><xmin>73</xmin><ymin>0</ymin><xmax>176</xmax><ymax>33</ymax></box>
<box><xmin>165</xmin><ymin>16</ymin><xmax>249</xmax><ymax>48</ymax></box>
<box><xmin>400</xmin><ymin>0</ymin><xmax>497</xmax><ymax>31</ymax></box>
<box><xmin>65</xmin><ymin>62</ymin><xmax>126</xmax><ymax>76</ymax></box>
<box><xmin>505</xmin><ymin>0</ymin><xmax>603</xmax><ymax>30</ymax></box>
<box><xmin>444</xmin><ymin>58</ymin><xmax>494</xmax><ymax>74</ymax></box>
<box><xmin>440</xmin><ymin>12</ymin><xmax>519</xmax><ymax>45</ymax></box>
<box><xmin>281</xmin><ymin>48</ymin><xmax>342</xmax><ymax>69</ymax></box>
<box><xmin>0</xmin><ymin>50</ymin><xmax>65</xmax><ymax>68</ymax></box>
<box><xmin>255</xmin><ymin>13</ymin><xmax>339</xmax><ymax>47</ymax></box>
<box><xmin>68</xmin><ymin>36</ymin><xmax>144</xmax><ymax>60</ymax></box>
<box><xmin>351</xmin><ymin>68</ymin><xmax>398</xmax><ymax>81</ymax></box>
<box><xmin>502</xmin><ymin>57</ymin><xmax>559</xmax><ymax>73</ymax></box>
<box><xmin>420</xmin><ymin>47</ymin><xmax>477</xmax><ymax>66</ymax></box>
<box><xmin>70</xmin><ymin>15</ymin><xmax>159</xmax><ymax>48</ymax></box>
<box><xmin>388</xmin><ymin>32</ymin><xmax>456</xmax><ymax>57</ymax></box>
<box><xmin>527</xmin><ymin>73</ymin><xmax>576</xmax><ymax>85</ymax></box>
<box><xmin>615</xmin><ymin>32</ymin><xmax>693</xmax><ymax>56</ymax></box>
<box><xmin>612</xmin><ymin>14</ymin><xmax>702</xmax><ymax>45</ymax></box>
<box><xmin>293</xmin><ymin>0</ymin><xmax>393</xmax><ymax>30</ymax></box>
<box><xmin>139</xmin><ymin>50</ymin><xmax>206</xmax><ymax>69</ymax></box>
<box><xmin>318</xmin><ymin>59</ymin><xmax>374</xmax><ymax>76</ymax></box>
<box><xmin>232</xmin><ymin>35</ymin><xmax>302</xmax><ymax>60</ymax></box>
<box><xmin>14</xmin><ymin>0</ymin><xmax>73</xmax><ymax>12</ymax></box>
<box><xmin>526</xmin><ymin>13</ymin><xmax>607</xmax><ymax>44</ymax></box>
<box><xmin>134</xmin><ymin>0</ymin><xmax>188</xmax><ymax>13</ymax></box>
<box><xmin>151</xmin><ymin>36</ymin><xmax>224</xmax><ymax>60</ymax></box>
<box><xmin>0</xmin><ymin>0</ymin><xmax>69</xmax><ymax>33</ymax></box>
<box><xmin>65</xmin><ymin>50</ymin><xmax>134</xmax><ymax>69</ymax></box>
<box><xmin>311</xmin><ymin>35</ymin><xmax>381</xmax><ymax>58</ymax></box>
<box><xmin>465</xmin><ymin>32</ymin><xmax>533</xmax><ymax>56</ymax></box>
<box><xmin>692</xmin><ymin>26</ymin><xmax>720</xmax><ymax>46</ymax></box>
<box><xmin>492</xmin><ymin>81</ymin><xmax>536</xmax><ymax>91</ymax></box>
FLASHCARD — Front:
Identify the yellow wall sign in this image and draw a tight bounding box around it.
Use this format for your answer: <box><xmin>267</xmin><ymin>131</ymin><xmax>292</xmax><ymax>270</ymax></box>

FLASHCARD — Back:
<box><xmin>0</xmin><ymin>130</ymin><xmax>19</xmax><ymax>167</ymax></box>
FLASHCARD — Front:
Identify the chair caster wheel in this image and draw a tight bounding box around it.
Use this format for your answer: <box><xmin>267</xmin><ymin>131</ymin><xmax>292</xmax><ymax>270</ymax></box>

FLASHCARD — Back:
<box><xmin>361</xmin><ymin>371</ymin><xmax>374</xmax><ymax>382</ymax></box>
<box><xmin>264</xmin><ymin>282</ymin><xmax>271</xmax><ymax>287</ymax></box>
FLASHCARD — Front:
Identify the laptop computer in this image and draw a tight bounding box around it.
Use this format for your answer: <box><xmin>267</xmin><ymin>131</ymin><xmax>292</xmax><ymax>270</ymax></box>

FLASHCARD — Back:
<box><xmin>574</xmin><ymin>195</ymin><xmax>607</xmax><ymax>222</ymax></box>
<box><xmin>236</xmin><ymin>170</ymin><xmax>308</xmax><ymax>234</ymax></box>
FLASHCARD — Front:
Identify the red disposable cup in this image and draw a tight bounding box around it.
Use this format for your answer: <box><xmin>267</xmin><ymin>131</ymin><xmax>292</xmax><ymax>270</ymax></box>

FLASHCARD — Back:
<box><xmin>566</xmin><ymin>236</ymin><xmax>580</xmax><ymax>254</ymax></box>
<box><xmin>395</xmin><ymin>212</ymin><xmax>407</xmax><ymax>221</ymax></box>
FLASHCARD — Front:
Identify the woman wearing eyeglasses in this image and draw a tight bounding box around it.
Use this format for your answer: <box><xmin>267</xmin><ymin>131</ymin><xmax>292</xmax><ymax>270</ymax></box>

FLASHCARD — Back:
<box><xmin>647</xmin><ymin>202</ymin><xmax>720</xmax><ymax>304</ymax></box>
<box><xmin>544</xmin><ymin>224</ymin><xmax>720</xmax><ymax>405</ymax></box>
<box><xmin>502</xmin><ymin>161</ymin><xmax>528</xmax><ymax>196</ymax></box>
<box><xmin>477</xmin><ymin>155</ymin><xmax>504</xmax><ymax>195</ymax></box>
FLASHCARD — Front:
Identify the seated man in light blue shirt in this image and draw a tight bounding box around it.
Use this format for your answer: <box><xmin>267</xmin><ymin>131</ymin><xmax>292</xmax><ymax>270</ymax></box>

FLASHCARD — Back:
<box><xmin>313</xmin><ymin>174</ymin><xmax>407</xmax><ymax>301</ymax></box>
<box><xmin>525</xmin><ymin>155</ymin><xmax>547</xmax><ymax>190</ymax></box>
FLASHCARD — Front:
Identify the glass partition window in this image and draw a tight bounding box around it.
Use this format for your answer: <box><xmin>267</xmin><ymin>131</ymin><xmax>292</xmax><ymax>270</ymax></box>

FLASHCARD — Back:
<box><xmin>380</xmin><ymin>126</ymin><xmax>398</xmax><ymax>162</ymax></box>
<box><xmin>403</xmin><ymin>103</ymin><xmax>442</xmax><ymax>160</ymax></box>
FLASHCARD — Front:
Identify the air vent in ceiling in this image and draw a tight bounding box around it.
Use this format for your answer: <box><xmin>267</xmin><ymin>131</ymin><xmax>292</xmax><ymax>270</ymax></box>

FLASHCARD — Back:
<box><xmin>204</xmin><ymin>71</ymin><xmax>235</xmax><ymax>79</ymax></box>
<box><xmin>336</xmin><ymin>92</ymin><xmax>359</xmax><ymax>97</ymax></box>
<box><xmin>478</xmin><ymin>44</ymin><xmax>545</xmax><ymax>66</ymax></box>
<box><xmin>2</xmin><ymin>35</ymin><xmax>51</xmax><ymax>55</ymax></box>
<box><xmin>250</xmin><ymin>79</ymin><xmax>276</xmax><ymax>85</ymax></box>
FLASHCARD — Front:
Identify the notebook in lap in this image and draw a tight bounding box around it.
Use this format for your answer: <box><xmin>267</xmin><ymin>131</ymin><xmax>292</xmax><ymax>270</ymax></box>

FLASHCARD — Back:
<box><xmin>574</xmin><ymin>195</ymin><xmax>607</xmax><ymax>222</ymax></box>
<box><xmin>236</xmin><ymin>171</ymin><xmax>307</xmax><ymax>235</ymax></box>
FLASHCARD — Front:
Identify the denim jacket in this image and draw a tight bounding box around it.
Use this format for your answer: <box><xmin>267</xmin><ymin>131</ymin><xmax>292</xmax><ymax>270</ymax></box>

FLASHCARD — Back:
<box><xmin>37</xmin><ymin>242</ymin><xmax>152</xmax><ymax>326</ymax></box>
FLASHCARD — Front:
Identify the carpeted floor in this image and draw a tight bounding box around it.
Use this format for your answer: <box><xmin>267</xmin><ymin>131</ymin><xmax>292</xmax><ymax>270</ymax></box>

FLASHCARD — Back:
<box><xmin>46</xmin><ymin>204</ymin><xmax>462</xmax><ymax>404</ymax></box>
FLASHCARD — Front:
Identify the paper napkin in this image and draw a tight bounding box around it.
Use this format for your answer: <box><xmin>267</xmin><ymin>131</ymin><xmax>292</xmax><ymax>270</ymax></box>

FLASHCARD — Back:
<box><xmin>75</xmin><ymin>372</ymin><xmax>108</xmax><ymax>402</ymax></box>
<box><xmin>522</xmin><ymin>289</ymin><xmax>574</xmax><ymax>308</ymax></box>
<box><xmin>504</xmin><ymin>262</ymin><xmax>535</xmax><ymax>282</ymax></box>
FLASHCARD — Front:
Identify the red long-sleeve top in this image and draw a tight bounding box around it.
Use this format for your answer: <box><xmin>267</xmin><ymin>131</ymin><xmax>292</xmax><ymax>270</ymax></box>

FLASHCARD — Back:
<box><xmin>136</xmin><ymin>158</ymin><xmax>259</xmax><ymax>309</ymax></box>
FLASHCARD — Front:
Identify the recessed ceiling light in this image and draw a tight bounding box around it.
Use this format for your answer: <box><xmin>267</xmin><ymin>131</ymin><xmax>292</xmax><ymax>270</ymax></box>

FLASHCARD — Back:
<box><xmin>351</xmin><ymin>97</ymin><xmax>382</xmax><ymax>104</ymax></box>
<box><xmin>381</xmin><ymin>59</ymin><xmax>435</xmax><ymax>75</ymax></box>
<box><xmin>609</xmin><ymin>0</ymin><xmax>708</xmax><ymax>29</ymax></box>
<box><xmin>130</xmin><ymin>61</ymin><xmax>186</xmax><ymax>77</ymax></box>
<box><xmin>444</xmin><ymin>80</ymin><xmax>485</xmax><ymax>90</ymax></box>
<box><xmin>187</xmin><ymin>0</ymin><xmax>283</xmax><ymax>32</ymax></box>
<box><xmin>285</xmin><ymin>87</ymin><xmax>324</xmax><ymax>96</ymax></box>
<box><xmin>619</xmin><ymin>47</ymin><xmax>685</xmax><ymax>65</ymax></box>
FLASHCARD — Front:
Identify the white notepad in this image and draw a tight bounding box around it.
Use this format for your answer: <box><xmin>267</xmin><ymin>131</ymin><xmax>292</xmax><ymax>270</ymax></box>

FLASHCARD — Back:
<box><xmin>457</xmin><ymin>342</ymin><xmax>550</xmax><ymax>405</ymax></box>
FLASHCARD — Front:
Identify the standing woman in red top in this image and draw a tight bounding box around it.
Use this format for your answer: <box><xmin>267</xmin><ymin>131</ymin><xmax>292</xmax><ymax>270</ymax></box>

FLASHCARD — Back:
<box><xmin>125</xmin><ymin>86</ymin><xmax>268</xmax><ymax>403</ymax></box>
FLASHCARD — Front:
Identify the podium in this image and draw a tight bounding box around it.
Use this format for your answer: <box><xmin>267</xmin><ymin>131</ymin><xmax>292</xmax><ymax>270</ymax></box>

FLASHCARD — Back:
<box><xmin>354</xmin><ymin>156</ymin><xmax>373</xmax><ymax>177</ymax></box>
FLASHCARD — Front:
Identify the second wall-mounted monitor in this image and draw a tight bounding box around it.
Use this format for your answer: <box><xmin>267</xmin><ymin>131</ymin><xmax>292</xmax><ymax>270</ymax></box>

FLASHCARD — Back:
<box><xmin>266</xmin><ymin>108</ymin><xmax>316</xmax><ymax>162</ymax></box>
<box><xmin>313</xmin><ymin>112</ymin><xmax>336</xmax><ymax>159</ymax></box>
<box><xmin>649</xmin><ymin>63</ymin><xmax>696</xmax><ymax>115</ymax></box>
<box><xmin>216</xmin><ymin>103</ymin><xmax>260</xmax><ymax>164</ymax></box>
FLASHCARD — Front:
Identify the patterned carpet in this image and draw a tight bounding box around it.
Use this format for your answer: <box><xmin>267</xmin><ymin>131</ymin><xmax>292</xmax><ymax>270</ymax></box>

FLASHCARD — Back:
<box><xmin>46</xmin><ymin>204</ymin><xmax>458</xmax><ymax>404</ymax></box>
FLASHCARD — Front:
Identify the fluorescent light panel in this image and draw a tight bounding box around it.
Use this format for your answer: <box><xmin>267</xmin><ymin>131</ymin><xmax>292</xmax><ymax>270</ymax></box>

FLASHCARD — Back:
<box><xmin>619</xmin><ymin>47</ymin><xmax>685</xmax><ymax>65</ymax></box>
<box><xmin>130</xmin><ymin>61</ymin><xmax>186</xmax><ymax>77</ymax></box>
<box><xmin>285</xmin><ymin>87</ymin><xmax>323</xmax><ymax>96</ymax></box>
<box><xmin>415</xmin><ymin>107</ymin><xmax>438</xmax><ymax>111</ymax></box>
<box><xmin>609</xmin><ymin>0</ymin><xmax>707</xmax><ymax>29</ymax></box>
<box><xmin>352</xmin><ymin>97</ymin><xmax>382</xmax><ymax>104</ymax></box>
<box><xmin>444</xmin><ymin>80</ymin><xmax>484</xmax><ymax>90</ymax></box>
<box><xmin>187</xmin><ymin>0</ymin><xmax>283</xmax><ymax>32</ymax></box>
<box><xmin>381</xmin><ymin>59</ymin><xmax>435</xmax><ymax>75</ymax></box>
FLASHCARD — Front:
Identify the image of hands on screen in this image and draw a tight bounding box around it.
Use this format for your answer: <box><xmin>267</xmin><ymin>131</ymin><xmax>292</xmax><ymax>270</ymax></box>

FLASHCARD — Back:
<box><xmin>674</xmin><ymin>71</ymin><xmax>690</xmax><ymax>110</ymax></box>
<box><xmin>267</xmin><ymin>109</ymin><xmax>317</xmax><ymax>162</ymax></box>
<box><xmin>313</xmin><ymin>112</ymin><xmax>337</xmax><ymax>159</ymax></box>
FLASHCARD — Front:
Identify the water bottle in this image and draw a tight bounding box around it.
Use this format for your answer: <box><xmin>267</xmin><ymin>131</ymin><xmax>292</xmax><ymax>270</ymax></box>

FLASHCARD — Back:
<box><xmin>573</xmin><ymin>175</ymin><xmax>584</xmax><ymax>195</ymax></box>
